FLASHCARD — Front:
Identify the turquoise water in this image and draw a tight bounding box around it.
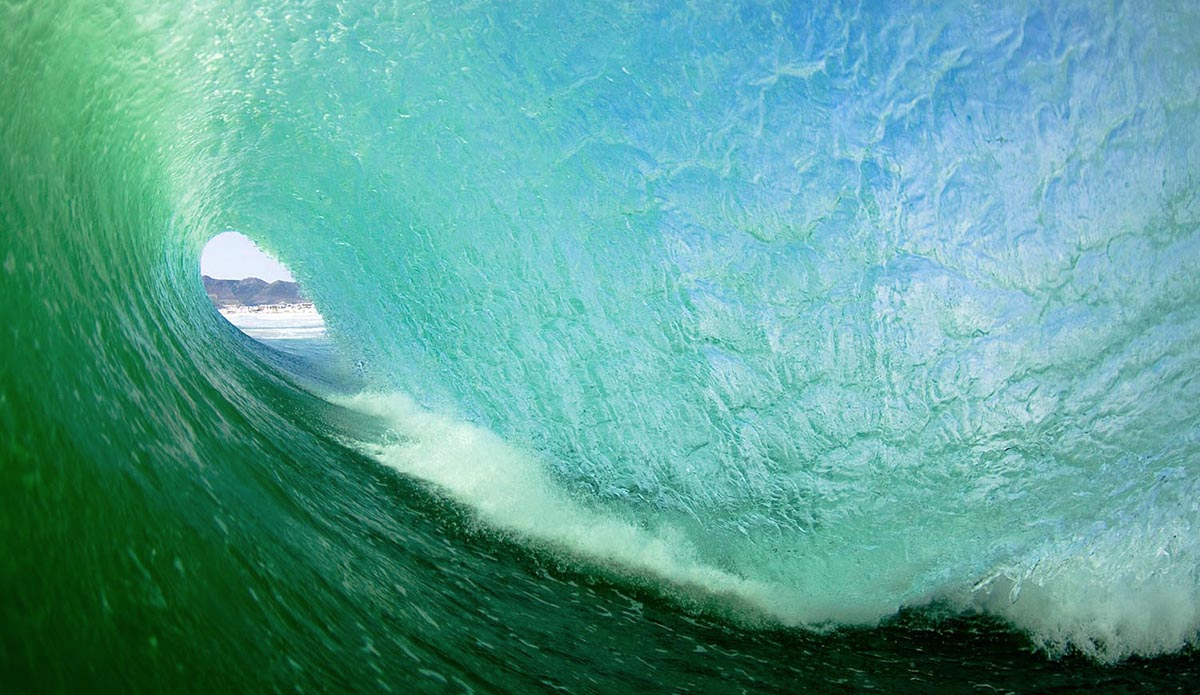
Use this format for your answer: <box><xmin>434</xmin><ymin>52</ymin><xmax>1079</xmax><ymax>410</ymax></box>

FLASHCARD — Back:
<box><xmin>3</xmin><ymin>0</ymin><xmax>1200</xmax><ymax>691</ymax></box>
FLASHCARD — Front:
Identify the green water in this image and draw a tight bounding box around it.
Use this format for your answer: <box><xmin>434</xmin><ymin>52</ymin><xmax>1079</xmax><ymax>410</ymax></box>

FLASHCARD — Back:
<box><xmin>3</xmin><ymin>0</ymin><xmax>1200</xmax><ymax>692</ymax></box>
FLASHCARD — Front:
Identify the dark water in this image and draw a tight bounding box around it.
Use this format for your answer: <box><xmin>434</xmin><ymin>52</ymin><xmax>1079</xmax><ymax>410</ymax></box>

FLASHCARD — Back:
<box><xmin>3</xmin><ymin>0</ymin><xmax>1200</xmax><ymax>692</ymax></box>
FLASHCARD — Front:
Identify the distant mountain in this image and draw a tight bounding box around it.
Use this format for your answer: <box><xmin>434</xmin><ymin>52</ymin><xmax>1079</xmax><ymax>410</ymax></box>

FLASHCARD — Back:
<box><xmin>203</xmin><ymin>275</ymin><xmax>307</xmax><ymax>307</ymax></box>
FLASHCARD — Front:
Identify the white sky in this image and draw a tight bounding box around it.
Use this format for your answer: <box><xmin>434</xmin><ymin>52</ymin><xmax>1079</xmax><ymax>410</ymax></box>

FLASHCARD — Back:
<box><xmin>200</xmin><ymin>231</ymin><xmax>295</xmax><ymax>282</ymax></box>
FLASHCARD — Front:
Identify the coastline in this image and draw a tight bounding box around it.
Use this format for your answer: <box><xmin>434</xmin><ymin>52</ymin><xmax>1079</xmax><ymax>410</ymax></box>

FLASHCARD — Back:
<box><xmin>218</xmin><ymin>303</ymin><xmax>327</xmax><ymax>341</ymax></box>
<box><xmin>217</xmin><ymin>302</ymin><xmax>321</xmax><ymax>317</ymax></box>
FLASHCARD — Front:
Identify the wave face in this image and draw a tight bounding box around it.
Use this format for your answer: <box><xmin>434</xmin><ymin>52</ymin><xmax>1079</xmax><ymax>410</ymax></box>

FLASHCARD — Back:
<box><xmin>3</xmin><ymin>0</ymin><xmax>1200</xmax><ymax>691</ymax></box>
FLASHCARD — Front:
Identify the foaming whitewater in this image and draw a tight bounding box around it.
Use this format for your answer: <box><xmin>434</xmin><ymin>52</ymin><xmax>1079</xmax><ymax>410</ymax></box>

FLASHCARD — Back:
<box><xmin>341</xmin><ymin>393</ymin><xmax>809</xmax><ymax>619</ymax></box>
<box><xmin>4</xmin><ymin>0</ymin><xmax>1200</xmax><ymax>691</ymax></box>
<box><xmin>342</xmin><ymin>390</ymin><xmax>1200</xmax><ymax>661</ymax></box>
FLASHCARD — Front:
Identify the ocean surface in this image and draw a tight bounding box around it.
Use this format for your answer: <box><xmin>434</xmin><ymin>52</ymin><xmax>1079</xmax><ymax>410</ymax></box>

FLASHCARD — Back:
<box><xmin>3</xmin><ymin>0</ymin><xmax>1200</xmax><ymax>692</ymax></box>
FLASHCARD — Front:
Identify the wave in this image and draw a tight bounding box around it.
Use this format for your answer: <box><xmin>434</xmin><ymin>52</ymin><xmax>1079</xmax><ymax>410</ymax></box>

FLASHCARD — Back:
<box><xmin>3</xmin><ymin>0</ymin><xmax>1200</xmax><ymax>690</ymax></box>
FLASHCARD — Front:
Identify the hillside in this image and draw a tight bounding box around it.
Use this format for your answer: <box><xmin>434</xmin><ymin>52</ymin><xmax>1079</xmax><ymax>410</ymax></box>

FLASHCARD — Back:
<box><xmin>203</xmin><ymin>275</ymin><xmax>307</xmax><ymax>307</ymax></box>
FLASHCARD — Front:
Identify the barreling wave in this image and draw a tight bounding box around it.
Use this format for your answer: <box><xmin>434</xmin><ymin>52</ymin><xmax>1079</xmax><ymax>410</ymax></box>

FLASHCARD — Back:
<box><xmin>3</xmin><ymin>0</ymin><xmax>1200</xmax><ymax>691</ymax></box>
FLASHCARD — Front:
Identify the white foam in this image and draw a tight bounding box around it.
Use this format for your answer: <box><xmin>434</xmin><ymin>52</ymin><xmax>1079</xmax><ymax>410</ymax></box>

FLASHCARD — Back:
<box><xmin>966</xmin><ymin>520</ymin><xmax>1200</xmax><ymax>662</ymax></box>
<box><xmin>222</xmin><ymin>306</ymin><xmax>326</xmax><ymax>340</ymax></box>
<box><xmin>333</xmin><ymin>391</ymin><xmax>858</xmax><ymax>625</ymax></box>
<box><xmin>337</xmin><ymin>392</ymin><xmax>1200</xmax><ymax>660</ymax></box>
